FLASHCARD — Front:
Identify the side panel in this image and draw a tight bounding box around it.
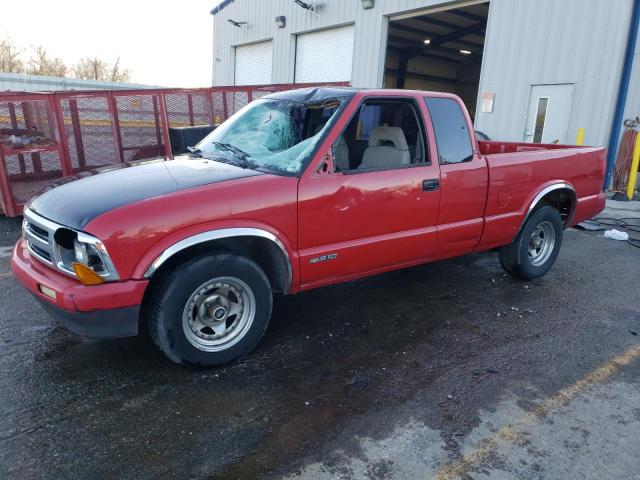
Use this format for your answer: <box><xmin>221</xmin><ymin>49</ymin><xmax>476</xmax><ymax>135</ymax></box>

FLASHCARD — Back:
<box><xmin>435</xmin><ymin>159</ymin><xmax>488</xmax><ymax>258</ymax></box>
<box><xmin>84</xmin><ymin>175</ymin><xmax>300</xmax><ymax>287</ymax></box>
<box><xmin>422</xmin><ymin>94</ymin><xmax>489</xmax><ymax>260</ymax></box>
<box><xmin>477</xmin><ymin>146</ymin><xmax>606</xmax><ymax>251</ymax></box>
<box><xmin>297</xmin><ymin>167</ymin><xmax>441</xmax><ymax>288</ymax></box>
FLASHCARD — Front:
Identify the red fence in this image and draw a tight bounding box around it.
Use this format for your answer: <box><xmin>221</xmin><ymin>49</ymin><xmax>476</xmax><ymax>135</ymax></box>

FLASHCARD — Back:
<box><xmin>0</xmin><ymin>82</ymin><xmax>348</xmax><ymax>217</ymax></box>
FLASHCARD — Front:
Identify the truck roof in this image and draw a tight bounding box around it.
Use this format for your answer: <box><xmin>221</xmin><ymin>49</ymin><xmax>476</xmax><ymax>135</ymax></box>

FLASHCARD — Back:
<box><xmin>264</xmin><ymin>86</ymin><xmax>459</xmax><ymax>103</ymax></box>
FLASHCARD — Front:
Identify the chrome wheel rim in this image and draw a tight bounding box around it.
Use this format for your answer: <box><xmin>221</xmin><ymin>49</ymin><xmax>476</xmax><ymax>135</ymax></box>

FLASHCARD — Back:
<box><xmin>528</xmin><ymin>220</ymin><xmax>556</xmax><ymax>267</ymax></box>
<box><xmin>182</xmin><ymin>277</ymin><xmax>255</xmax><ymax>352</ymax></box>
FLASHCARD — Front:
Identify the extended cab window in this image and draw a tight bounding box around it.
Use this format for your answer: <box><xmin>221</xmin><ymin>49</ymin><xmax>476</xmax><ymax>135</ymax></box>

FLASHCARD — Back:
<box><xmin>334</xmin><ymin>99</ymin><xmax>427</xmax><ymax>172</ymax></box>
<box><xmin>425</xmin><ymin>97</ymin><xmax>473</xmax><ymax>164</ymax></box>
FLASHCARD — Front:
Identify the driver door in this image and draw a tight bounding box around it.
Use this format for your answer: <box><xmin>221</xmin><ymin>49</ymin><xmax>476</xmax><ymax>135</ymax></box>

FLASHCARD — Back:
<box><xmin>297</xmin><ymin>94</ymin><xmax>441</xmax><ymax>290</ymax></box>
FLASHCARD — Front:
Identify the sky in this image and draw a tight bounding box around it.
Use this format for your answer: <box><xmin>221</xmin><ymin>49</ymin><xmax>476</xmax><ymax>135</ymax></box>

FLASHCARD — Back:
<box><xmin>3</xmin><ymin>0</ymin><xmax>219</xmax><ymax>87</ymax></box>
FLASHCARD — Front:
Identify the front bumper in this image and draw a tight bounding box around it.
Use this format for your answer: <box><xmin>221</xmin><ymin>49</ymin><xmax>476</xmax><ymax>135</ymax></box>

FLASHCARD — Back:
<box><xmin>11</xmin><ymin>239</ymin><xmax>148</xmax><ymax>339</ymax></box>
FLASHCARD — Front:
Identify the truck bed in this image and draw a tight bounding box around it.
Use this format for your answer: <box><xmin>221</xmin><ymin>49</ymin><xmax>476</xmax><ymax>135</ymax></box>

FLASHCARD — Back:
<box><xmin>475</xmin><ymin>141</ymin><xmax>607</xmax><ymax>251</ymax></box>
<box><xmin>478</xmin><ymin>140</ymin><xmax>588</xmax><ymax>155</ymax></box>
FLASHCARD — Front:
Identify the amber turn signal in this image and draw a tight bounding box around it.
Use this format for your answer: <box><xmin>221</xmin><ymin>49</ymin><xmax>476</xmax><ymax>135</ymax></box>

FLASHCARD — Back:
<box><xmin>72</xmin><ymin>262</ymin><xmax>105</xmax><ymax>285</ymax></box>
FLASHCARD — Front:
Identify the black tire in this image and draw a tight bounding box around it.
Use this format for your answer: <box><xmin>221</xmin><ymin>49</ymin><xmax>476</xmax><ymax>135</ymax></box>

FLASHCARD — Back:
<box><xmin>499</xmin><ymin>206</ymin><xmax>564</xmax><ymax>280</ymax></box>
<box><xmin>148</xmin><ymin>252</ymin><xmax>272</xmax><ymax>366</ymax></box>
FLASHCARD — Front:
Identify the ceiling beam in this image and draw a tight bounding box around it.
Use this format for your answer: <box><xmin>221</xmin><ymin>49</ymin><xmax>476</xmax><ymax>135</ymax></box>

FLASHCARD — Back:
<box><xmin>386</xmin><ymin>45</ymin><xmax>465</xmax><ymax>65</ymax></box>
<box><xmin>448</xmin><ymin>9</ymin><xmax>486</xmax><ymax>23</ymax></box>
<box><xmin>388</xmin><ymin>35</ymin><xmax>483</xmax><ymax>62</ymax></box>
<box><xmin>389</xmin><ymin>23</ymin><xmax>485</xmax><ymax>49</ymax></box>
<box><xmin>430</xmin><ymin>21</ymin><xmax>486</xmax><ymax>46</ymax></box>
<box><xmin>404</xmin><ymin>15</ymin><xmax>460</xmax><ymax>31</ymax></box>
<box><xmin>388</xmin><ymin>33</ymin><xmax>483</xmax><ymax>55</ymax></box>
<box><xmin>385</xmin><ymin>68</ymin><xmax>457</xmax><ymax>84</ymax></box>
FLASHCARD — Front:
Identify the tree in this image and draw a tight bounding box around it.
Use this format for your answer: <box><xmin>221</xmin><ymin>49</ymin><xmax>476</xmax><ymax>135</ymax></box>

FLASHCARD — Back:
<box><xmin>27</xmin><ymin>46</ymin><xmax>68</xmax><ymax>77</ymax></box>
<box><xmin>0</xmin><ymin>36</ymin><xmax>24</xmax><ymax>73</ymax></box>
<box><xmin>0</xmin><ymin>38</ymin><xmax>133</xmax><ymax>82</ymax></box>
<box><xmin>73</xmin><ymin>56</ymin><xmax>131</xmax><ymax>83</ymax></box>
<box><xmin>108</xmin><ymin>57</ymin><xmax>131</xmax><ymax>83</ymax></box>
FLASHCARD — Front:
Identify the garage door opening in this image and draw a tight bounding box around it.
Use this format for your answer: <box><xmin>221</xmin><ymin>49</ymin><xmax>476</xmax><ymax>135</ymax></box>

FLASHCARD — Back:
<box><xmin>384</xmin><ymin>2</ymin><xmax>489</xmax><ymax>116</ymax></box>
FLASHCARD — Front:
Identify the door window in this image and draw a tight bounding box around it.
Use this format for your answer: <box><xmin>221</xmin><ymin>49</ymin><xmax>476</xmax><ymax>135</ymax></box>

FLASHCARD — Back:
<box><xmin>333</xmin><ymin>99</ymin><xmax>427</xmax><ymax>172</ymax></box>
<box><xmin>425</xmin><ymin>97</ymin><xmax>473</xmax><ymax>164</ymax></box>
<box><xmin>533</xmin><ymin>97</ymin><xmax>549</xmax><ymax>143</ymax></box>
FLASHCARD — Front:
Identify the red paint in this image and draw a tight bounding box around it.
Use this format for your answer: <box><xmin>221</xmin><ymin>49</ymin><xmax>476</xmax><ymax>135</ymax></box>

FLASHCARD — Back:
<box><xmin>11</xmin><ymin>240</ymin><xmax>148</xmax><ymax>312</ymax></box>
<box><xmin>11</xmin><ymin>90</ymin><xmax>607</xmax><ymax>326</ymax></box>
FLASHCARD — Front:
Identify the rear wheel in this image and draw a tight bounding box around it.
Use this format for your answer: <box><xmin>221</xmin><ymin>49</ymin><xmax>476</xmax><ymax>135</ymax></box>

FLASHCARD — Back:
<box><xmin>148</xmin><ymin>252</ymin><xmax>272</xmax><ymax>366</ymax></box>
<box><xmin>499</xmin><ymin>206</ymin><xmax>564</xmax><ymax>280</ymax></box>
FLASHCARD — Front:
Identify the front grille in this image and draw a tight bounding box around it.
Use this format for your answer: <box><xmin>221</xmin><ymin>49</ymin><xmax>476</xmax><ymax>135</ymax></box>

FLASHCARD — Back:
<box><xmin>30</xmin><ymin>243</ymin><xmax>52</xmax><ymax>262</ymax></box>
<box><xmin>27</xmin><ymin>223</ymin><xmax>49</xmax><ymax>242</ymax></box>
<box><xmin>23</xmin><ymin>209</ymin><xmax>58</xmax><ymax>267</ymax></box>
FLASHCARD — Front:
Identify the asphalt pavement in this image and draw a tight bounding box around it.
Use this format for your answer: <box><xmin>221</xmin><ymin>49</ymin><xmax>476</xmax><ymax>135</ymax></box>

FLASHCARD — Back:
<box><xmin>1</xmin><ymin>203</ymin><xmax>639</xmax><ymax>479</ymax></box>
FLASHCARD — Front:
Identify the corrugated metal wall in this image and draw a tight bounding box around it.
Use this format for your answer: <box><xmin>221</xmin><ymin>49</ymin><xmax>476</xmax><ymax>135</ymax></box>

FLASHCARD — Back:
<box><xmin>213</xmin><ymin>0</ymin><xmax>638</xmax><ymax>147</ymax></box>
<box><xmin>0</xmin><ymin>73</ymin><xmax>157</xmax><ymax>92</ymax></box>
<box><xmin>475</xmin><ymin>0</ymin><xmax>634</xmax><ymax>146</ymax></box>
<box><xmin>211</xmin><ymin>0</ymin><xmax>473</xmax><ymax>87</ymax></box>
<box><xmin>623</xmin><ymin>18</ymin><xmax>640</xmax><ymax>126</ymax></box>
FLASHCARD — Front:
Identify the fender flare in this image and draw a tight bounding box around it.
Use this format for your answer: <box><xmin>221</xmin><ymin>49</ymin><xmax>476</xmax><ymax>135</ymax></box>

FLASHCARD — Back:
<box><xmin>521</xmin><ymin>182</ymin><xmax>577</xmax><ymax>230</ymax></box>
<box><xmin>143</xmin><ymin>228</ymin><xmax>293</xmax><ymax>294</ymax></box>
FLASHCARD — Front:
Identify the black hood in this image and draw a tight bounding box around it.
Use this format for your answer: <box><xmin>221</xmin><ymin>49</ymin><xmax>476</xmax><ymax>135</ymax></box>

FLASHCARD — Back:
<box><xmin>29</xmin><ymin>156</ymin><xmax>263</xmax><ymax>229</ymax></box>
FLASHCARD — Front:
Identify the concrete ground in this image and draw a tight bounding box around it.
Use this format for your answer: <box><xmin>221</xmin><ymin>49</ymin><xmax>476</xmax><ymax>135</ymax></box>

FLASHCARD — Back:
<box><xmin>0</xmin><ymin>202</ymin><xmax>639</xmax><ymax>480</ymax></box>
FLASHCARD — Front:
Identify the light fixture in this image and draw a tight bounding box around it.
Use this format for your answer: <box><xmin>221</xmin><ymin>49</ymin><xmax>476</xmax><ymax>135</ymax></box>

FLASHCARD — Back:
<box><xmin>361</xmin><ymin>0</ymin><xmax>375</xmax><ymax>9</ymax></box>
<box><xmin>460</xmin><ymin>49</ymin><xmax>472</xmax><ymax>55</ymax></box>
<box><xmin>423</xmin><ymin>39</ymin><xmax>431</xmax><ymax>45</ymax></box>
<box><xmin>294</xmin><ymin>0</ymin><xmax>313</xmax><ymax>10</ymax></box>
<box><xmin>276</xmin><ymin>15</ymin><xmax>286</xmax><ymax>28</ymax></box>
<box><xmin>227</xmin><ymin>19</ymin><xmax>248</xmax><ymax>27</ymax></box>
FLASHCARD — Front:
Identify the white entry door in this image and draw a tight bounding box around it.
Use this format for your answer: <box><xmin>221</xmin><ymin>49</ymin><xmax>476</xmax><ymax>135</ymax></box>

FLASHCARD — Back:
<box><xmin>524</xmin><ymin>84</ymin><xmax>575</xmax><ymax>144</ymax></box>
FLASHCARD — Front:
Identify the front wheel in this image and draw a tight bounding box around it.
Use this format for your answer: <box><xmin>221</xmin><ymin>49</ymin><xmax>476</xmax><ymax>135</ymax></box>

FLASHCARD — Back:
<box><xmin>499</xmin><ymin>206</ymin><xmax>564</xmax><ymax>280</ymax></box>
<box><xmin>148</xmin><ymin>252</ymin><xmax>273</xmax><ymax>366</ymax></box>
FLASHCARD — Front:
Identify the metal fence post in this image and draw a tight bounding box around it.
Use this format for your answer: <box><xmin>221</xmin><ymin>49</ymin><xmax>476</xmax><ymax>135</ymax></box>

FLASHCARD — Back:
<box><xmin>48</xmin><ymin>93</ymin><xmax>74</xmax><ymax>176</ymax></box>
<box><xmin>107</xmin><ymin>92</ymin><xmax>125</xmax><ymax>163</ymax></box>
<box><xmin>187</xmin><ymin>94</ymin><xmax>195</xmax><ymax>126</ymax></box>
<box><xmin>158</xmin><ymin>93</ymin><xmax>173</xmax><ymax>159</ymax></box>
<box><xmin>68</xmin><ymin>98</ymin><xmax>87</xmax><ymax>170</ymax></box>
<box><xmin>0</xmin><ymin>148</ymin><xmax>16</xmax><ymax>217</ymax></box>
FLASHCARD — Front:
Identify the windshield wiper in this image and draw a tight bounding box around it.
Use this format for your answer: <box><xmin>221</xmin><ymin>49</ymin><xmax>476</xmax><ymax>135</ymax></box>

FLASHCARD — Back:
<box><xmin>210</xmin><ymin>141</ymin><xmax>253</xmax><ymax>168</ymax></box>
<box><xmin>187</xmin><ymin>146</ymin><xmax>203</xmax><ymax>157</ymax></box>
<box><xmin>188</xmin><ymin>144</ymin><xmax>251</xmax><ymax>169</ymax></box>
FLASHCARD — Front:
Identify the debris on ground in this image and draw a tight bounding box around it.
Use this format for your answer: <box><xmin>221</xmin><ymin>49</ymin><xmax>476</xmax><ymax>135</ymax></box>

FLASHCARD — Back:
<box><xmin>604</xmin><ymin>229</ymin><xmax>630</xmax><ymax>241</ymax></box>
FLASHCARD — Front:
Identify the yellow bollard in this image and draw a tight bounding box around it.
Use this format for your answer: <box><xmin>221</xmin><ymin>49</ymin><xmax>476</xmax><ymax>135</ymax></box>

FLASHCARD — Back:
<box><xmin>576</xmin><ymin>128</ymin><xmax>585</xmax><ymax>146</ymax></box>
<box><xmin>627</xmin><ymin>131</ymin><xmax>640</xmax><ymax>200</ymax></box>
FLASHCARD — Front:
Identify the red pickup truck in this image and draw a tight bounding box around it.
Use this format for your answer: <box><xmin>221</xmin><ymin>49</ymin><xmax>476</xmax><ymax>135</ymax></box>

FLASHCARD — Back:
<box><xmin>11</xmin><ymin>88</ymin><xmax>606</xmax><ymax>366</ymax></box>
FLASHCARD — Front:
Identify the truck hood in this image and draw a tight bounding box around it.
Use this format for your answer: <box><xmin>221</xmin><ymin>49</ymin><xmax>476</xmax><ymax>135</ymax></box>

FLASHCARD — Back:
<box><xmin>28</xmin><ymin>156</ymin><xmax>263</xmax><ymax>230</ymax></box>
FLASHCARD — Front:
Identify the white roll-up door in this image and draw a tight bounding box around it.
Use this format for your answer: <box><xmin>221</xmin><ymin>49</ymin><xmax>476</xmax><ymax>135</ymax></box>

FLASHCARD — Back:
<box><xmin>234</xmin><ymin>41</ymin><xmax>273</xmax><ymax>86</ymax></box>
<box><xmin>295</xmin><ymin>25</ymin><xmax>354</xmax><ymax>83</ymax></box>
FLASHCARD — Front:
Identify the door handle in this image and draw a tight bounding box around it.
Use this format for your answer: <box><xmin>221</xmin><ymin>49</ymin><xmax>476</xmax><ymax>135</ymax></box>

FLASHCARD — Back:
<box><xmin>422</xmin><ymin>179</ymin><xmax>440</xmax><ymax>191</ymax></box>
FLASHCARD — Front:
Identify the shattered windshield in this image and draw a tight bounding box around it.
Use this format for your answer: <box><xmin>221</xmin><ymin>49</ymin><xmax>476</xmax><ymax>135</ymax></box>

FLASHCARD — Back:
<box><xmin>196</xmin><ymin>98</ymin><xmax>344</xmax><ymax>174</ymax></box>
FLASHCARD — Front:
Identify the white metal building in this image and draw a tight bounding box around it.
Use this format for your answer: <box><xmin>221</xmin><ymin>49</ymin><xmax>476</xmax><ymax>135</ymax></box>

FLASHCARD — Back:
<box><xmin>211</xmin><ymin>0</ymin><xmax>640</xmax><ymax>181</ymax></box>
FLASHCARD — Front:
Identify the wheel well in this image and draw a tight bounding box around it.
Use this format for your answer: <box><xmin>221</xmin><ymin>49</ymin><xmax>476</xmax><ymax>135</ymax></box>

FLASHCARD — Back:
<box><xmin>144</xmin><ymin>236</ymin><xmax>289</xmax><ymax>295</ymax></box>
<box><xmin>535</xmin><ymin>188</ymin><xmax>576</xmax><ymax>225</ymax></box>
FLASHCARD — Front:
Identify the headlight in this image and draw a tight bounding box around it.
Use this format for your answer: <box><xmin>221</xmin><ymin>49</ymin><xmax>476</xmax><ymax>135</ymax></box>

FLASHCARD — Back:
<box><xmin>54</xmin><ymin>230</ymin><xmax>119</xmax><ymax>284</ymax></box>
